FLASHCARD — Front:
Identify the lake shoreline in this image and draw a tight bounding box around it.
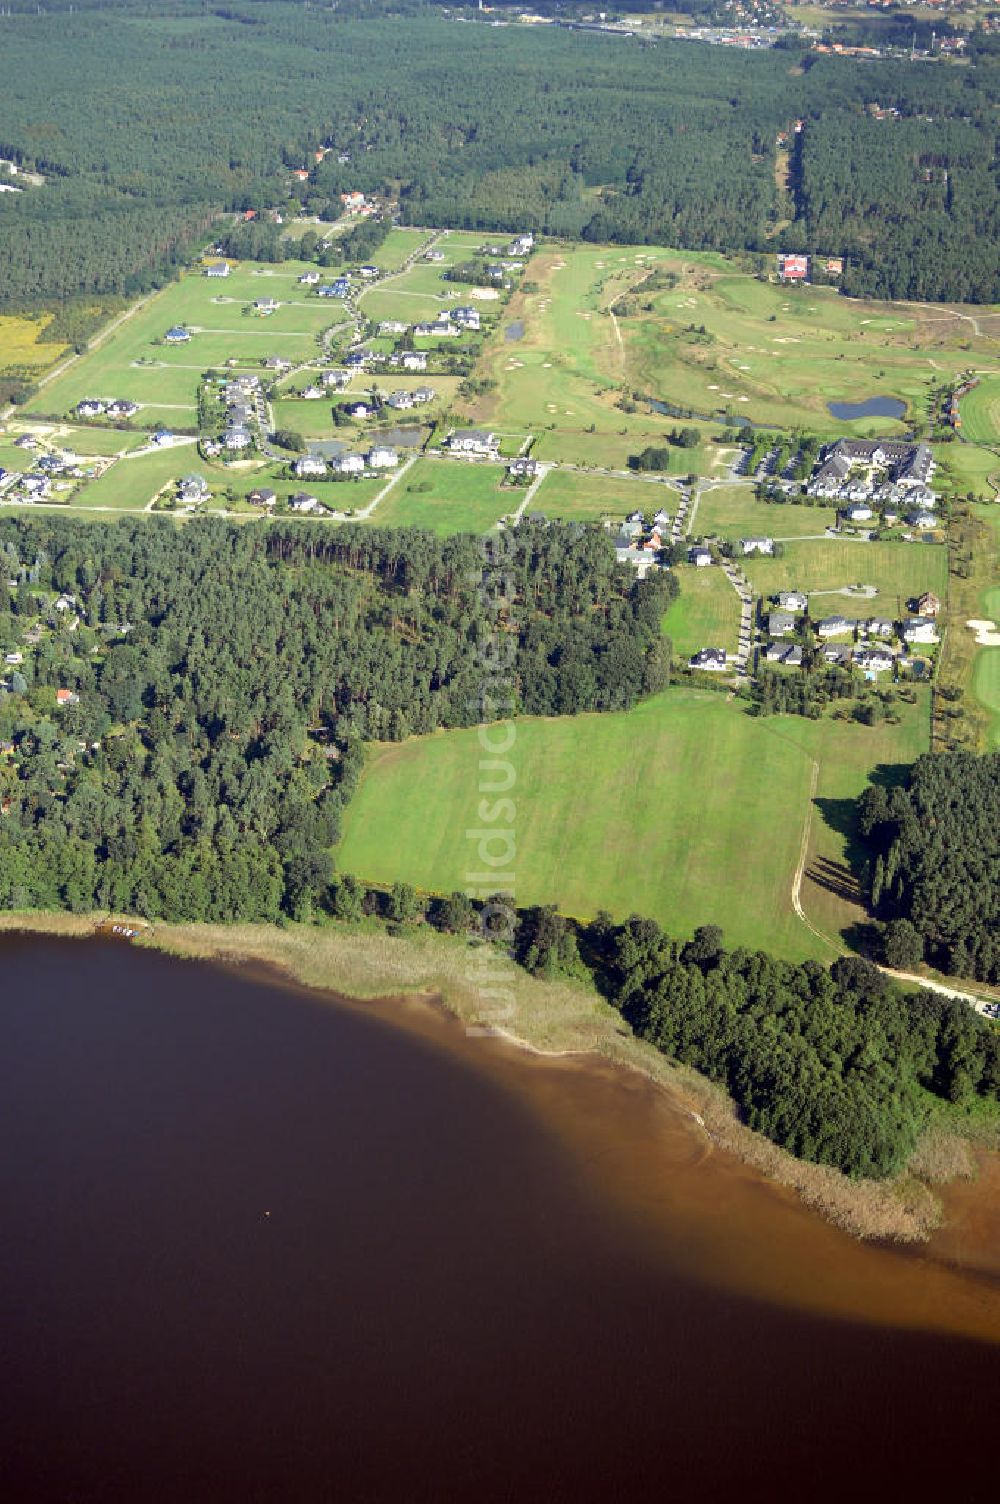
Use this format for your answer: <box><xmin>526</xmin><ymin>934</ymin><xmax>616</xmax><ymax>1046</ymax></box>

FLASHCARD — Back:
<box><xmin>1</xmin><ymin>909</ymin><xmax>994</xmax><ymax>1250</ymax></box>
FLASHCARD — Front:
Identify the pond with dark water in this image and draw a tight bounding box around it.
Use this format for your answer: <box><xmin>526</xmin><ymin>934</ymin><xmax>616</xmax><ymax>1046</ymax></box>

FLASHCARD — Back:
<box><xmin>827</xmin><ymin>396</ymin><xmax>907</xmax><ymax>421</ymax></box>
<box><xmin>504</xmin><ymin>320</ymin><xmax>525</xmax><ymax>342</ymax></box>
<box><xmin>1</xmin><ymin>935</ymin><xmax>997</xmax><ymax>1502</ymax></box>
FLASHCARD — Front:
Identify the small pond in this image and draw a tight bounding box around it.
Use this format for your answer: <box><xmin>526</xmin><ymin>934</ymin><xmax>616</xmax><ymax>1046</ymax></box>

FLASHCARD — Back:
<box><xmin>367</xmin><ymin>425</ymin><xmax>425</xmax><ymax>449</ymax></box>
<box><xmin>505</xmin><ymin>321</ymin><xmax>525</xmax><ymax>342</ymax></box>
<box><xmin>827</xmin><ymin>396</ymin><xmax>906</xmax><ymax>421</ymax></box>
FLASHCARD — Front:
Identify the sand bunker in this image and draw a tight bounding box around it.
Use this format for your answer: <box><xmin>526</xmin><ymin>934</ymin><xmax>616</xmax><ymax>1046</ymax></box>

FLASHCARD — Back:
<box><xmin>968</xmin><ymin>619</ymin><xmax>1000</xmax><ymax>646</ymax></box>
<box><xmin>470</xmin><ymin>288</ymin><xmax>500</xmax><ymax>301</ymax></box>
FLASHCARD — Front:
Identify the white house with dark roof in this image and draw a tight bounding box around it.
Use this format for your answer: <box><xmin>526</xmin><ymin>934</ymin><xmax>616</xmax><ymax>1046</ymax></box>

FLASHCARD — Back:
<box><xmin>294</xmin><ymin>454</ymin><xmax>327</xmax><ymax>479</ymax></box>
<box><xmin>448</xmin><ymin>429</ymin><xmax>498</xmax><ymax>457</ymax></box>
<box><xmin>689</xmin><ymin>648</ymin><xmax>727</xmax><ymax>671</ymax></box>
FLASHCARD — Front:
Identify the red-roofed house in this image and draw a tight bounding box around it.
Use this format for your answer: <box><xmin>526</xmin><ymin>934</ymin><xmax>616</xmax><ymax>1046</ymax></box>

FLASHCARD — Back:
<box><xmin>778</xmin><ymin>253</ymin><xmax>809</xmax><ymax>282</ymax></box>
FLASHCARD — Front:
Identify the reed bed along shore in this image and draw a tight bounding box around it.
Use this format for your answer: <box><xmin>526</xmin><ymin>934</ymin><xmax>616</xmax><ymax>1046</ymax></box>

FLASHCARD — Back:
<box><xmin>0</xmin><ymin>910</ymin><xmax>985</xmax><ymax>1244</ymax></box>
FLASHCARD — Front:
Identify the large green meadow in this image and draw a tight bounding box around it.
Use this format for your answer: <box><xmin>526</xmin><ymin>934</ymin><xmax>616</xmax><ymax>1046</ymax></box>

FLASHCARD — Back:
<box><xmin>336</xmin><ymin>687</ymin><xmax>929</xmax><ymax>960</ymax></box>
<box><xmin>23</xmin><ymin>260</ymin><xmax>340</xmax><ymax>424</ymax></box>
<box><xmin>696</xmin><ymin>485</ymin><xmax>838</xmax><ymax>541</ymax></box>
<box><xmin>741</xmin><ymin>537</ymin><xmax>948</xmax><ymax>617</ymax></box>
<box><xmin>370</xmin><ymin>458</ymin><xmax>512</xmax><ymax>534</ymax></box>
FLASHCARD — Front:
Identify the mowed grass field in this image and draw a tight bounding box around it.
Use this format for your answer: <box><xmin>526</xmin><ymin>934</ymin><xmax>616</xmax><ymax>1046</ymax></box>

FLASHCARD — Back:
<box><xmin>696</xmin><ymin>484</ymin><xmax>838</xmax><ymax>540</ymax></box>
<box><xmin>74</xmin><ymin>444</ymin><xmax>202</xmax><ymax>509</ymax></box>
<box><xmin>531</xmin><ymin>467</ymin><xmax>675</xmax><ymax>521</ymax></box>
<box><xmin>662</xmin><ymin>566</ymin><xmax>741</xmax><ymax>658</ymax></box>
<box><xmin>741</xmin><ymin>537</ymin><xmax>948</xmax><ymax>617</ymax></box>
<box><xmin>336</xmin><ymin>687</ymin><xmax>929</xmax><ymax>959</ymax></box>
<box><xmin>959</xmin><ymin>376</ymin><xmax>1000</xmax><ymax>445</ymax></box>
<box><xmin>371</xmin><ymin>459</ymin><xmax>512</xmax><ymax>533</ymax></box>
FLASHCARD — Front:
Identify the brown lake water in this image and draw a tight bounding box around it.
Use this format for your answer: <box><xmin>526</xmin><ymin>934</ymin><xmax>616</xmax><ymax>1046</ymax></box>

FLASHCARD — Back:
<box><xmin>1</xmin><ymin>934</ymin><xmax>997</xmax><ymax>1502</ymax></box>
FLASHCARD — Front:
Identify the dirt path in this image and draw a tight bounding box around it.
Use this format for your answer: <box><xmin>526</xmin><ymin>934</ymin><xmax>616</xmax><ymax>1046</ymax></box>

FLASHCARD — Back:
<box><xmin>789</xmin><ymin>758</ymin><xmax>840</xmax><ymax>954</ymax></box>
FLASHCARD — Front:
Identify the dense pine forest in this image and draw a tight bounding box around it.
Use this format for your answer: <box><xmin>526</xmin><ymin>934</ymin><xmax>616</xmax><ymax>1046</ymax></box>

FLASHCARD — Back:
<box><xmin>0</xmin><ymin>516</ymin><xmax>671</xmax><ymax>920</ymax></box>
<box><xmin>860</xmin><ymin>753</ymin><xmax>1000</xmax><ymax>982</ymax></box>
<box><xmin>1</xmin><ymin>2</ymin><xmax>999</xmax><ymax>305</ymax></box>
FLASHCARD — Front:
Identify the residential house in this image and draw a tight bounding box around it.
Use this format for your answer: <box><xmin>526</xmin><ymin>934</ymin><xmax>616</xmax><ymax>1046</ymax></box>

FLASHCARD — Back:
<box><xmin>247</xmin><ymin>487</ymin><xmax>277</xmax><ymax>508</ymax></box>
<box><xmin>345</xmin><ymin>402</ymin><xmax>372</xmax><ymax>419</ymax></box>
<box><xmin>302</xmin><ymin>386</ymin><xmax>325</xmax><ymax>401</ymax></box>
<box><xmin>689</xmin><ymin>547</ymin><xmax>713</xmax><ymax>567</ymax></box>
<box><xmin>334</xmin><ymin>453</ymin><xmax>366</xmax><ymax>476</ymax></box>
<box><xmin>298</xmin><ymin>270</ymin><xmax>321</xmax><ymax>285</ymax></box>
<box><xmin>452</xmin><ymin>307</ymin><xmax>481</xmax><ymax>331</ymax></box>
<box><xmin>822</xmin><ymin>644</ymin><xmax>853</xmax><ymax>666</ymax></box>
<box><xmin>741</xmin><ymin>537</ymin><xmax>774</xmax><ymax>556</ymax></box>
<box><xmin>865</xmin><ymin>618</ymin><xmax>895</xmax><ymax>639</ymax></box>
<box><xmin>77</xmin><ymin>399</ymin><xmax>105</xmax><ymax>418</ymax></box>
<box><xmin>358</xmin><ymin>265</ymin><xmax>379</xmax><ymax>280</ymax></box>
<box><xmin>508</xmin><ymin>458</ymin><xmax>540</xmax><ymax>480</ymax></box>
<box><xmin>14</xmin><ymin>435</ymin><xmax>37</xmax><ymax>449</ymax></box>
<box><xmin>413</xmin><ymin>320</ymin><xmax>459</xmax><ymax>338</ymax></box>
<box><xmin>425</xmin><ymin>249</ymin><xmax>445</xmax><ymax>262</ymax></box>
<box><xmin>205</xmin><ymin>262</ymin><xmax>230</xmax><ymax>278</ymax></box>
<box><xmin>765</xmin><ymin>643</ymin><xmax>803</xmax><ymax>667</ymax></box>
<box><xmin>55</xmin><ymin>688</ymin><xmax>79</xmax><ymax>706</ymax></box>
<box><xmin>106</xmin><ymin>400</ymin><xmax>138</xmax><ymax>419</ymax></box>
<box><xmin>386</xmin><ymin>391</ymin><xmax>414</xmax><ymax>411</ymax></box>
<box><xmin>777</xmin><ymin>591</ymin><xmax>808</xmax><ymax>612</ymax></box>
<box><xmin>448</xmin><ymin>429</ymin><xmax>498</xmax><ymax>457</ymax></box>
<box><xmin>22</xmin><ymin>474</ymin><xmax>50</xmax><ymax>497</ymax></box>
<box><xmin>294</xmin><ymin>455</ymin><xmax>327</xmax><ymax>478</ymax></box>
<box><xmin>224</xmin><ymin>426</ymin><xmax>252</xmax><ymax>451</ymax></box>
<box><xmin>401</xmin><ymin>352</ymin><xmax>427</xmax><ymax>372</ymax></box>
<box><xmin>902</xmin><ymin>616</ymin><xmax>939</xmax><ymax>645</ymax></box>
<box><xmin>509</xmin><ymin>234</ymin><xmax>534</xmax><ymax>257</ymax></box>
<box><xmin>318</xmin><ymin>280</ymin><xmax>351</xmax><ymax>299</ymax></box>
<box><xmin>367</xmin><ymin>446</ymin><xmax>399</xmax><ymax>470</ymax></box>
<box><xmin>844</xmin><ymin>504</ymin><xmax>873</xmax><ymax>523</ymax></box>
<box><xmin>264</xmin><ymin>355</ymin><xmax>292</xmax><ymax>373</ymax></box>
<box><xmin>411</xmin><ymin>386</ymin><xmax>436</xmax><ymax>405</ymax></box>
<box><xmin>322</xmin><ymin>369</ymin><xmax>351</xmax><ymax>388</ymax></box>
<box><xmin>917</xmin><ymin>591</ymin><xmax>942</xmax><ymax>617</ymax></box>
<box><xmin>378</xmin><ymin>321</ymin><xmax>409</xmax><ymax>336</ymax></box>
<box><xmin>254</xmin><ymin>298</ymin><xmax>279</xmax><ymax>315</ymax></box>
<box><xmin>152</xmin><ymin>430</ymin><xmax>173</xmax><ymax>445</ymax></box>
<box><xmin>689</xmin><ymin>648</ymin><xmax>728</xmax><ymax>671</ymax></box>
<box><xmin>817</xmin><ymin>615</ymin><xmax>852</xmax><ymax>637</ymax></box>
<box><xmin>164</xmin><ymin>327</ymin><xmax>190</xmax><ymax>343</ymax></box>
<box><xmin>5</xmin><ymin>651</ymin><xmax>23</xmax><ymax>665</ymax></box>
<box><xmin>289</xmin><ymin>492</ymin><xmax>322</xmax><ymax>513</ymax></box>
<box><xmin>855</xmin><ymin>648</ymin><xmax>895</xmax><ymax>676</ymax></box>
<box><xmin>768</xmin><ymin>610</ymin><xmax>796</xmax><ymax>637</ymax></box>
<box><xmin>178</xmin><ymin>474</ymin><xmax>210</xmax><ymax>504</ymax></box>
<box><xmin>906</xmin><ymin>511</ymin><xmax>938</xmax><ymax>531</ymax></box>
<box><xmin>777</xmin><ymin>252</ymin><xmax>809</xmax><ymax>281</ymax></box>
